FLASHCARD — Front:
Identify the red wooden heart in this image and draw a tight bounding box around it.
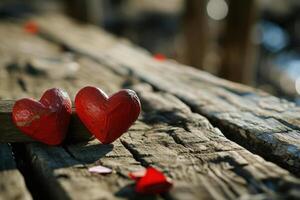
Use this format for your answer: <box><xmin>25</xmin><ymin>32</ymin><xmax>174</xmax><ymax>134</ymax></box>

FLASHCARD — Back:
<box><xmin>75</xmin><ymin>86</ymin><xmax>141</xmax><ymax>144</ymax></box>
<box><xmin>12</xmin><ymin>88</ymin><xmax>72</xmax><ymax>145</ymax></box>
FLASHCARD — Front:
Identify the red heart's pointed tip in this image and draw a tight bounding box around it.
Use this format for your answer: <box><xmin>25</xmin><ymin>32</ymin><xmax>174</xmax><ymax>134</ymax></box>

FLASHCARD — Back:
<box><xmin>75</xmin><ymin>86</ymin><xmax>141</xmax><ymax>144</ymax></box>
<box><xmin>12</xmin><ymin>88</ymin><xmax>72</xmax><ymax>145</ymax></box>
<box><xmin>134</xmin><ymin>167</ymin><xmax>173</xmax><ymax>194</ymax></box>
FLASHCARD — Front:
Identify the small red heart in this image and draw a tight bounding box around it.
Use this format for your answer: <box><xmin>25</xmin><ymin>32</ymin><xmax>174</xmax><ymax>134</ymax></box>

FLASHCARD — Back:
<box><xmin>75</xmin><ymin>86</ymin><xmax>141</xmax><ymax>144</ymax></box>
<box><xmin>12</xmin><ymin>88</ymin><xmax>72</xmax><ymax>145</ymax></box>
<box><xmin>135</xmin><ymin>167</ymin><xmax>173</xmax><ymax>194</ymax></box>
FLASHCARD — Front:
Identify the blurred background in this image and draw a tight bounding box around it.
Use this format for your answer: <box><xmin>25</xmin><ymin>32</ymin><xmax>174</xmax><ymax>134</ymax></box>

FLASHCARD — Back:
<box><xmin>1</xmin><ymin>0</ymin><xmax>300</xmax><ymax>104</ymax></box>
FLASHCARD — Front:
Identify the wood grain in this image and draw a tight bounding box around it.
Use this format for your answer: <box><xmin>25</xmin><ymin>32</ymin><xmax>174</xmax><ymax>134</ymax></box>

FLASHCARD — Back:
<box><xmin>32</xmin><ymin>14</ymin><xmax>300</xmax><ymax>174</ymax></box>
<box><xmin>124</xmin><ymin>83</ymin><xmax>300</xmax><ymax>199</ymax></box>
<box><xmin>24</xmin><ymin>140</ymin><xmax>148</xmax><ymax>200</ymax></box>
<box><xmin>17</xmin><ymin>80</ymin><xmax>300</xmax><ymax>199</ymax></box>
<box><xmin>0</xmin><ymin>17</ymin><xmax>300</xmax><ymax>200</ymax></box>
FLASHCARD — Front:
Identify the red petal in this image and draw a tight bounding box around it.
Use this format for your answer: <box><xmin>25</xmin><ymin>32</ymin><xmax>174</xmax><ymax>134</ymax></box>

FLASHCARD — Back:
<box><xmin>88</xmin><ymin>165</ymin><xmax>112</xmax><ymax>174</ymax></box>
<box><xmin>24</xmin><ymin>21</ymin><xmax>39</xmax><ymax>34</ymax></box>
<box><xmin>135</xmin><ymin>167</ymin><xmax>173</xmax><ymax>194</ymax></box>
<box><xmin>153</xmin><ymin>53</ymin><xmax>166</xmax><ymax>61</ymax></box>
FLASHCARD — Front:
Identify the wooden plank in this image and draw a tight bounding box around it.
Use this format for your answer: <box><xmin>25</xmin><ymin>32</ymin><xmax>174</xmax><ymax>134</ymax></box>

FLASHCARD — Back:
<box><xmin>0</xmin><ymin>144</ymin><xmax>32</xmax><ymax>200</ymax></box>
<box><xmin>125</xmin><ymin>84</ymin><xmax>300</xmax><ymax>199</ymax></box>
<box><xmin>0</xmin><ymin>20</ymin><xmax>300</xmax><ymax>199</ymax></box>
<box><xmin>33</xmin><ymin>14</ymin><xmax>300</xmax><ymax>174</ymax></box>
<box><xmin>6</xmin><ymin>78</ymin><xmax>300</xmax><ymax>200</ymax></box>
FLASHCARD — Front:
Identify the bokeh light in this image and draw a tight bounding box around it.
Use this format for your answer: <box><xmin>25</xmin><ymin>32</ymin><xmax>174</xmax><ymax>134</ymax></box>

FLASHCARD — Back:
<box><xmin>206</xmin><ymin>0</ymin><xmax>229</xmax><ymax>21</ymax></box>
<box><xmin>295</xmin><ymin>77</ymin><xmax>300</xmax><ymax>95</ymax></box>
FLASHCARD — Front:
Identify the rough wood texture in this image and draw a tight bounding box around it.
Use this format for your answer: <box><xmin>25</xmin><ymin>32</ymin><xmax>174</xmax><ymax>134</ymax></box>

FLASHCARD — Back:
<box><xmin>32</xmin><ymin>14</ymin><xmax>300</xmax><ymax>174</ymax></box>
<box><xmin>125</xmin><ymin>83</ymin><xmax>300</xmax><ymax>199</ymax></box>
<box><xmin>25</xmin><ymin>140</ymin><xmax>147</xmax><ymax>200</ymax></box>
<box><xmin>0</xmin><ymin>144</ymin><xmax>32</xmax><ymax>200</ymax></box>
<box><xmin>1</xmin><ymin>16</ymin><xmax>300</xmax><ymax>200</ymax></box>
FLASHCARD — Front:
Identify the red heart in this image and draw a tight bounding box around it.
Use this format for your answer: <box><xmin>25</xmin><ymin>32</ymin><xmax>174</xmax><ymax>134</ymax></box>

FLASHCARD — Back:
<box><xmin>12</xmin><ymin>88</ymin><xmax>72</xmax><ymax>145</ymax></box>
<box><xmin>135</xmin><ymin>167</ymin><xmax>173</xmax><ymax>194</ymax></box>
<box><xmin>75</xmin><ymin>86</ymin><xmax>141</xmax><ymax>144</ymax></box>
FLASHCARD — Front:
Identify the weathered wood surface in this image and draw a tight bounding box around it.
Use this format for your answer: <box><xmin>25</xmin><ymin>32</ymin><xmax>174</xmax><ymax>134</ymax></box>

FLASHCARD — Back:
<box><xmin>0</xmin><ymin>16</ymin><xmax>300</xmax><ymax>200</ymax></box>
<box><xmin>0</xmin><ymin>144</ymin><xmax>32</xmax><ymax>200</ymax></box>
<box><xmin>32</xmin><ymin>14</ymin><xmax>300</xmax><ymax>175</ymax></box>
<box><xmin>25</xmin><ymin>140</ymin><xmax>146</xmax><ymax>200</ymax></box>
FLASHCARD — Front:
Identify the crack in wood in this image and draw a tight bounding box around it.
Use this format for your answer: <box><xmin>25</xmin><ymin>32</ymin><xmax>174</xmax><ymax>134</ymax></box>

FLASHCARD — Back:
<box><xmin>10</xmin><ymin>143</ymin><xmax>49</xmax><ymax>200</ymax></box>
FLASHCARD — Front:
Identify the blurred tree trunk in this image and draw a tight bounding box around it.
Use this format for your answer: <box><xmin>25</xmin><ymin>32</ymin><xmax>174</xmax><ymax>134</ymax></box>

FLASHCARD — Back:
<box><xmin>63</xmin><ymin>0</ymin><xmax>104</xmax><ymax>24</ymax></box>
<box><xmin>220</xmin><ymin>0</ymin><xmax>257</xmax><ymax>84</ymax></box>
<box><xmin>183</xmin><ymin>0</ymin><xmax>208</xmax><ymax>70</ymax></box>
<box><xmin>64</xmin><ymin>0</ymin><xmax>88</xmax><ymax>22</ymax></box>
